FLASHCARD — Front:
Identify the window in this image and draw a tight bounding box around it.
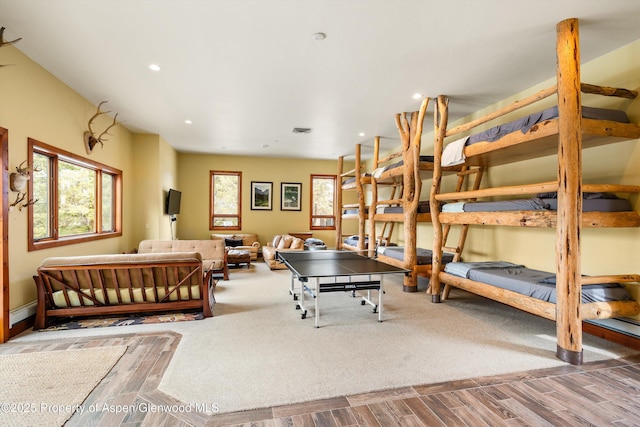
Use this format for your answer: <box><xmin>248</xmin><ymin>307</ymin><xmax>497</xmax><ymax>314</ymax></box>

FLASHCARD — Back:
<box><xmin>28</xmin><ymin>138</ymin><xmax>122</xmax><ymax>250</ymax></box>
<box><xmin>310</xmin><ymin>174</ymin><xmax>336</xmax><ymax>230</ymax></box>
<box><xmin>210</xmin><ymin>170</ymin><xmax>241</xmax><ymax>230</ymax></box>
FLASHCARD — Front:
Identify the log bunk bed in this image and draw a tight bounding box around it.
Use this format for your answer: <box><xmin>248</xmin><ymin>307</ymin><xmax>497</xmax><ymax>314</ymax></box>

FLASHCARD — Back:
<box><xmin>336</xmin><ymin>137</ymin><xmax>398</xmax><ymax>252</ymax></box>
<box><xmin>428</xmin><ymin>18</ymin><xmax>640</xmax><ymax>365</ymax></box>
<box><xmin>336</xmin><ymin>143</ymin><xmax>372</xmax><ymax>252</ymax></box>
<box><xmin>367</xmin><ymin>99</ymin><xmax>478</xmax><ymax>291</ymax></box>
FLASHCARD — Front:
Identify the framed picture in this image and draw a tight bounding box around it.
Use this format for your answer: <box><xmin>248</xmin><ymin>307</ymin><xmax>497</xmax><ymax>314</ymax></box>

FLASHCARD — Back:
<box><xmin>251</xmin><ymin>181</ymin><xmax>273</xmax><ymax>210</ymax></box>
<box><xmin>281</xmin><ymin>182</ymin><xmax>302</xmax><ymax>211</ymax></box>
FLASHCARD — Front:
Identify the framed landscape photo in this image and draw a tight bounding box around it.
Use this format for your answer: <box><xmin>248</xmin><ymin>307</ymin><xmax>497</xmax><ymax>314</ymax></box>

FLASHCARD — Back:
<box><xmin>251</xmin><ymin>181</ymin><xmax>272</xmax><ymax>210</ymax></box>
<box><xmin>281</xmin><ymin>182</ymin><xmax>302</xmax><ymax>211</ymax></box>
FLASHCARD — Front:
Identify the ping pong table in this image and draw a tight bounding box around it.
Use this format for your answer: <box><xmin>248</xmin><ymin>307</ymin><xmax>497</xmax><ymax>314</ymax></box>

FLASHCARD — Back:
<box><xmin>277</xmin><ymin>250</ymin><xmax>408</xmax><ymax>327</ymax></box>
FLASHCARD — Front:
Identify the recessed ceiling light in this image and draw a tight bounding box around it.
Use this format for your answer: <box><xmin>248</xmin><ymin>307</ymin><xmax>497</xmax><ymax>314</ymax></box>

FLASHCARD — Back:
<box><xmin>358</xmin><ymin>132</ymin><xmax>365</xmax><ymax>137</ymax></box>
<box><xmin>312</xmin><ymin>32</ymin><xmax>327</xmax><ymax>41</ymax></box>
<box><xmin>184</xmin><ymin>119</ymin><xmax>192</xmax><ymax>124</ymax></box>
<box><xmin>149</xmin><ymin>64</ymin><xmax>161</xmax><ymax>71</ymax></box>
<box><xmin>262</xmin><ymin>144</ymin><xmax>269</xmax><ymax>148</ymax></box>
<box><xmin>412</xmin><ymin>93</ymin><xmax>423</xmax><ymax>99</ymax></box>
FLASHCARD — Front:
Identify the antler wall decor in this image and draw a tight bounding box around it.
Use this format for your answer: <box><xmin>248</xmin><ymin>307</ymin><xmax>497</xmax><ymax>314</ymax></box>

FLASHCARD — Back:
<box><xmin>84</xmin><ymin>101</ymin><xmax>119</xmax><ymax>153</ymax></box>
<box><xmin>9</xmin><ymin>160</ymin><xmax>39</xmax><ymax>211</ymax></box>
<box><xmin>0</xmin><ymin>26</ymin><xmax>22</xmax><ymax>68</ymax></box>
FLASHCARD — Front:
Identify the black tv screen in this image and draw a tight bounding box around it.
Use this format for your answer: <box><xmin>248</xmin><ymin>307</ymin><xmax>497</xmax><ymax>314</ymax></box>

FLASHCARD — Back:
<box><xmin>166</xmin><ymin>189</ymin><xmax>182</xmax><ymax>215</ymax></box>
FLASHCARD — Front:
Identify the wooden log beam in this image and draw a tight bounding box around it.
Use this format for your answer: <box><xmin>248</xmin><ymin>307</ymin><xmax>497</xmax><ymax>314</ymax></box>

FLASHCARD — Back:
<box><xmin>581</xmin><ymin>83</ymin><xmax>637</xmax><ymax>99</ymax></box>
<box><xmin>580</xmin><ymin>274</ymin><xmax>640</xmax><ymax>285</ymax></box>
<box><xmin>429</xmin><ymin>95</ymin><xmax>449</xmax><ymax>301</ymax></box>
<box><xmin>355</xmin><ymin>144</ymin><xmax>366</xmax><ymax>251</ymax></box>
<box><xmin>435</xmin><ymin>181</ymin><xmax>559</xmax><ymax>201</ymax></box>
<box><xmin>555</xmin><ymin>17</ymin><xmax>583</xmax><ymax>365</ymax></box>
<box><xmin>580</xmin><ymin>300</ymin><xmax>640</xmax><ymax>320</ymax></box>
<box><xmin>445</xmin><ymin>86</ymin><xmax>557</xmax><ymax>138</ymax></box>
<box><xmin>336</xmin><ymin>155</ymin><xmax>344</xmax><ymax>250</ymax></box>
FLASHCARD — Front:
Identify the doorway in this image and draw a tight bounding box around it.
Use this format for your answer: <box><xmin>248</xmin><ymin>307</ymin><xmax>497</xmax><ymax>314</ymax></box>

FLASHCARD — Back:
<box><xmin>1</xmin><ymin>127</ymin><xmax>8</xmax><ymax>342</ymax></box>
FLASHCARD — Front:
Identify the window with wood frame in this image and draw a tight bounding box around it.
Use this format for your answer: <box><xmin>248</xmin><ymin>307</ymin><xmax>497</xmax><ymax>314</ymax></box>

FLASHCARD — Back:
<box><xmin>28</xmin><ymin>138</ymin><xmax>122</xmax><ymax>251</ymax></box>
<box><xmin>210</xmin><ymin>170</ymin><xmax>242</xmax><ymax>230</ymax></box>
<box><xmin>310</xmin><ymin>174</ymin><xmax>336</xmax><ymax>230</ymax></box>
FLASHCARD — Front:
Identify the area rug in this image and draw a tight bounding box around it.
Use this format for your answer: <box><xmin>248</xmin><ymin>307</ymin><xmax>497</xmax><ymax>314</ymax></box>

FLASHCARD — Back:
<box><xmin>0</xmin><ymin>345</ymin><xmax>127</xmax><ymax>426</ymax></box>
<box><xmin>42</xmin><ymin>311</ymin><xmax>204</xmax><ymax>331</ymax></box>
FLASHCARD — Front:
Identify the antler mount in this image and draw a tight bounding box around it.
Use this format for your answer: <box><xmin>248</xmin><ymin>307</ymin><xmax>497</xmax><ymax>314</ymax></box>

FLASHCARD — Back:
<box><xmin>85</xmin><ymin>101</ymin><xmax>119</xmax><ymax>153</ymax></box>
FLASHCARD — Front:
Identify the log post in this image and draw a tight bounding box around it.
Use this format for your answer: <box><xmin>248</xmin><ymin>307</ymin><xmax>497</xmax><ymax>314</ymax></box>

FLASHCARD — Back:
<box><xmin>555</xmin><ymin>17</ymin><xmax>583</xmax><ymax>365</ymax></box>
<box><xmin>430</xmin><ymin>95</ymin><xmax>449</xmax><ymax>302</ymax></box>
<box><xmin>336</xmin><ymin>155</ymin><xmax>344</xmax><ymax>250</ymax></box>
<box><xmin>354</xmin><ymin>144</ymin><xmax>366</xmax><ymax>252</ymax></box>
<box><xmin>395</xmin><ymin>98</ymin><xmax>429</xmax><ymax>292</ymax></box>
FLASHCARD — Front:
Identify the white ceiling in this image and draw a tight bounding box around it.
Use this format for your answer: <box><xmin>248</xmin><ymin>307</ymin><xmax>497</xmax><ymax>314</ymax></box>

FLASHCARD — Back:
<box><xmin>2</xmin><ymin>0</ymin><xmax>640</xmax><ymax>160</ymax></box>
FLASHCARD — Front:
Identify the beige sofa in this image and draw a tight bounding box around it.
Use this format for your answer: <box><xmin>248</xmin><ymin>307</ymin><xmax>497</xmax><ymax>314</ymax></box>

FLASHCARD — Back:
<box><xmin>33</xmin><ymin>252</ymin><xmax>214</xmax><ymax>330</ymax></box>
<box><xmin>138</xmin><ymin>239</ymin><xmax>229</xmax><ymax>281</ymax></box>
<box><xmin>262</xmin><ymin>235</ymin><xmax>305</xmax><ymax>269</ymax></box>
<box><xmin>210</xmin><ymin>233</ymin><xmax>260</xmax><ymax>261</ymax></box>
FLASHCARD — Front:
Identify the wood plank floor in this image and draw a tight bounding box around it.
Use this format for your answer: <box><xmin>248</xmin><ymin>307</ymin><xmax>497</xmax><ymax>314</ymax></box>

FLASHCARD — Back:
<box><xmin>2</xmin><ymin>331</ymin><xmax>640</xmax><ymax>426</ymax></box>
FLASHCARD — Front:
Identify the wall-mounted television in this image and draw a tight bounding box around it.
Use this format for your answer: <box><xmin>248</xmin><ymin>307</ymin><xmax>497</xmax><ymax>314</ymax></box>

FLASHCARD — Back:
<box><xmin>166</xmin><ymin>188</ymin><xmax>182</xmax><ymax>215</ymax></box>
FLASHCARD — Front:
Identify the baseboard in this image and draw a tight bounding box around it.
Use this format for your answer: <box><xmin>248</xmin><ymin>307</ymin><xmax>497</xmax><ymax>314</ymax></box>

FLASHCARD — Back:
<box><xmin>583</xmin><ymin>321</ymin><xmax>640</xmax><ymax>351</ymax></box>
<box><xmin>10</xmin><ymin>301</ymin><xmax>37</xmax><ymax>327</ymax></box>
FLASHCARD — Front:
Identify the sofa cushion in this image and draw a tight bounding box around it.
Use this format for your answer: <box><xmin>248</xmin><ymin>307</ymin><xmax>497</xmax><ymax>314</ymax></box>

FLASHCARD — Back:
<box><xmin>137</xmin><ymin>240</ymin><xmax>228</xmax><ymax>276</ymax></box>
<box><xmin>225</xmin><ymin>238</ymin><xmax>244</xmax><ymax>247</ymax></box>
<box><xmin>277</xmin><ymin>235</ymin><xmax>294</xmax><ymax>249</ymax></box>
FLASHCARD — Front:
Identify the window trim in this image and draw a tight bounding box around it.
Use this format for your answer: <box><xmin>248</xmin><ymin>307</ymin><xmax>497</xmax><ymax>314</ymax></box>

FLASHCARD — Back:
<box><xmin>310</xmin><ymin>174</ymin><xmax>336</xmax><ymax>231</ymax></box>
<box><xmin>28</xmin><ymin>138</ymin><xmax>122</xmax><ymax>251</ymax></box>
<box><xmin>210</xmin><ymin>170</ymin><xmax>242</xmax><ymax>231</ymax></box>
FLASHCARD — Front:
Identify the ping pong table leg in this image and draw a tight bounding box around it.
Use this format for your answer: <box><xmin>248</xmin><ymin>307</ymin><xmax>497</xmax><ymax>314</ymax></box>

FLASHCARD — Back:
<box><xmin>314</xmin><ymin>277</ymin><xmax>320</xmax><ymax>328</ymax></box>
<box><xmin>378</xmin><ymin>276</ymin><xmax>384</xmax><ymax>322</ymax></box>
<box><xmin>289</xmin><ymin>272</ymin><xmax>298</xmax><ymax>300</ymax></box>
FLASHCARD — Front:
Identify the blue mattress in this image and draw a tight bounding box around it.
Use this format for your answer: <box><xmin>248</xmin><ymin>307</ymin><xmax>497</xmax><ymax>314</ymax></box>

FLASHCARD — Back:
<box><xmin>379</xmin><ymin>247</ymin><xmax>454</xmax><ymax>265</ymax></box>
<box><xmin>444</xmin><ymin>261</ymin><xmax>632</xmax><ymax>304</ymax></box>
<box><xmin>376</xmin><ymin>201</ymin><xmax>431</xmax><ymax>214</ymax></box>
<box><xmin>467</xmin><ymin>106</ymin><xmax>629</xmax><ymax>146</ymax></box>
<box><xmin>443</xmin><ymin>192</ymin><xmax>631</xmax><ymax>213</ymax></box>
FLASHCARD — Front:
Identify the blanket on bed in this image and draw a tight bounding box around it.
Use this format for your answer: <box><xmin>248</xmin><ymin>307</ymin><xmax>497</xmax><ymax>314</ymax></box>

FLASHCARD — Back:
<box><xmin>444</xmin><ymin>261</ymin><xmax>632</xmax><ymax>304</ymax></box>
<box><xmin>442</xmin><ymin>192</ymin><xmax>631</xmax><ymax>213</ymax></box>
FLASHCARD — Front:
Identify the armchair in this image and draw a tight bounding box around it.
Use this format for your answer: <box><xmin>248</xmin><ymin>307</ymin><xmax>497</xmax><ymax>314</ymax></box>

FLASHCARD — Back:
<box><xmin>262</xmin><ymin>235</ymin><xmax>305</xmax><ymax>270</ymax></box>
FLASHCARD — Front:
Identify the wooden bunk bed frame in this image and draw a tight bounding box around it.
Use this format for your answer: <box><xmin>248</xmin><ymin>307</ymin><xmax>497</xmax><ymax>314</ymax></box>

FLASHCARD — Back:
<box><xmin>367</xmin><ymin>99</ymin><xmax>475</xmax><ymax>291</ymax></box>
<box><xmin>336</xmin><ymin>143</ymin><xmax>370</xmax><ymax>252</ymax></box>
<box><xmin>429</xmin><ymin>18</ymin><xmax>640</xmax><ymax>365</ymax></box>
<box><xmin>337</xmin><ymin>138</ymin><xmax>397</xmax><ymax>253</ymax></box>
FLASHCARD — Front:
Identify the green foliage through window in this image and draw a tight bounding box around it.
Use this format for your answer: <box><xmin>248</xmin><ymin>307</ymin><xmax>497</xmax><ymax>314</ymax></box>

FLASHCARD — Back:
<box><xmin>29</xmin><ymin>138</ymin><xmax>122</xmax><ymax>250</ymax></box>
<box><xmin>211</xmin><ymin>171</ymin><xmax>241</xmax><ymax>230</ymax></box>
<box><xmin>310</xmin><ymin>175</ymin><xmax>336</xmax><ymax>230</ymax></box>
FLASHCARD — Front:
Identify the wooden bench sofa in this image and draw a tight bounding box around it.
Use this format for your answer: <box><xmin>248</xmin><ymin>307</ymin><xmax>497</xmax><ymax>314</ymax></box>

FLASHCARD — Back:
<box><xmin>32</xmin><ymin>252</ymin><xmax>215</xmax><ymax>330</ymax></box>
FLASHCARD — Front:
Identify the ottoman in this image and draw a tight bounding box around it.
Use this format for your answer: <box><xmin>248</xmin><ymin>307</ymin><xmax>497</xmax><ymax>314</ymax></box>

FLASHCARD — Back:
<box><xmin>227</xmin><ymin>249</ymin><xmax>251</xmax><ymax>268</ymax></box>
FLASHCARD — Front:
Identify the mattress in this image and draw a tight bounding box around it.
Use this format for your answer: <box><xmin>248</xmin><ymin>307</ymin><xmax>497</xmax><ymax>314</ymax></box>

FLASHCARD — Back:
<box><xmin>376</xmin><ymin>201</ymin><xmax>431</xmax><ymax>214</ymax></box>
<box><xmin>342</xmin><ymin>173</ymin><xmax>371</xmax><ymax>186</ymax></box>
<box><xmin>372</xmin><ymin>155</ymin><xmax>435</xmax><ymax>177</ymax></box>
<box><xmin>344</xmin><ymin>236</ymin><xmax>397</xmax><ymax>249</ymax></box>
<box><xmin>444</xmin><ymin>261</ymin><xmax>632</xmax><ymax>304</ymax></box>
<box><xmin>467</xmin><ymin>105</ymin><xmax>630</xmax><ymax>146</ymax></box>
<box><xmin>442</xmin><ymin>192</ymin><xmax>631</xmax><ymax>213</ymax></box>
<box><xmin>378</xmin><ymin>246</ymin><xmax>454</xmax><ymax>265</ymax></box>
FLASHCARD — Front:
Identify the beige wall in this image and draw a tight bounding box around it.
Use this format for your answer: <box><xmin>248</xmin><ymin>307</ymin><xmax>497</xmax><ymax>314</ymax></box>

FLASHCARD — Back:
<box><xmin>176</xmin><ymin>153</ymin><xmax>354</xmax><ymax>247</ymax></box>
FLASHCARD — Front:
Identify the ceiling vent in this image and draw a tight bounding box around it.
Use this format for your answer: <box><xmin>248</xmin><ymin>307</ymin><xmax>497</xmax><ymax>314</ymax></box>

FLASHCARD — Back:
<box><xmin>292</xmin><ymin>127</ymin><xmax>312</xmax><ymax>134</ymax></box>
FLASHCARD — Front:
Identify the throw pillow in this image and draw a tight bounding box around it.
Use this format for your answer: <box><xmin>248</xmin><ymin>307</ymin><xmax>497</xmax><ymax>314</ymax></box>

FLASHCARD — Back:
<box><xmin>225</xmin><ymin>238</ymin><xmax>244</xmax><ymax>247</ymax></box>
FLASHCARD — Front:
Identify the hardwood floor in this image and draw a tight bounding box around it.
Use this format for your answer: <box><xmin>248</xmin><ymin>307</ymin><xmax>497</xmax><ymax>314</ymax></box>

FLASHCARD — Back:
<box><xmin>2</xmin><ymin>331</ymin><xmax>640</xmax><ymax>426</ymax></box>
